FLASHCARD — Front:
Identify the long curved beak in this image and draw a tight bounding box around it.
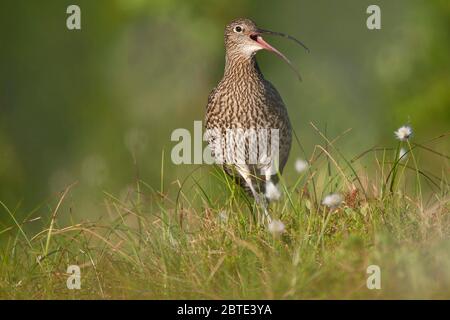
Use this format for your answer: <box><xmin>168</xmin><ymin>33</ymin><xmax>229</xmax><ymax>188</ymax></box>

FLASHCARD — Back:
<box><xmin>250</xmin><ymin>28</ymin><xmax>309</xmax><ymax>81</ymax></box>
<box><xmin>257</xmin><ymin>28</ymin><xmax>309</xmax><ymax>53</ymax></box>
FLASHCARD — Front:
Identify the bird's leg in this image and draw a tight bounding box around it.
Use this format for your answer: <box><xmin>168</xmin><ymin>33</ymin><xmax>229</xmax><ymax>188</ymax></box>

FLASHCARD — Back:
<box><xmin>262</xmin><ymin>164</ymin><xmax>277</xmax><ymax>198</ymax></box>
<box><xmin>257</xmin><ymin>195</ymin><xmax>272</xmax><ymax>225</ymax></box>
<box><xmin>237</xmin><ymin>166</ymin><xmax>273</xmax><ymax>224</ymax></box>
<box><xmin>261</xmin><ymin>168</ymin><xmax>280</xmax><ymax>224</ymax></box>
<box><xmin>264</xmin><ymin>172</ymin><xmax>272</xmax><ymax>198</ymax></box>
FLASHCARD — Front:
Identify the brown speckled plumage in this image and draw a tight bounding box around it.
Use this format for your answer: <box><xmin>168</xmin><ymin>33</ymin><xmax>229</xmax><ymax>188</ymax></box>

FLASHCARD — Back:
<box><xmin>205</xmin><ymin>18</ymin><xmax>293</xmax><ymax>214</ymax></box>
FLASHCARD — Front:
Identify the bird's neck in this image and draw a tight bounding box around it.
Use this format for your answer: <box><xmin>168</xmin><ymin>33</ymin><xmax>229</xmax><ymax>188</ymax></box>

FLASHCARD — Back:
<box><xmin>223</xmin><ymin>52</ymin><xmax>264</xmax><ymax>82</ymax></box>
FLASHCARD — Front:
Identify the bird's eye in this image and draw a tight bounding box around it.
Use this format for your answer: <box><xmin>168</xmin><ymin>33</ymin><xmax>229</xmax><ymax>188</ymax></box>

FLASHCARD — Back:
<box><xmin>234</xmin><ymin>26</ymin><xmax>243</xmax><ymax>33</ymax></box>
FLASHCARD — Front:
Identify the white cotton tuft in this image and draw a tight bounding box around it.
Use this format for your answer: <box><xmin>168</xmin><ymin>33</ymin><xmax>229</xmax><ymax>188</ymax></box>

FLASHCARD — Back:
<box><xmin>218</xmin><ymin>210</ymin><xmax>228</xmax><ymax>223</ymax></box>
<box><xmin>322</xmin><ymin>193</ymin><xmax>343</xmax><ymax>209</ymax></box>
<box><xmin>399</xmin><ymin>148</ymin><xmax>408</xmax><ymax>161</ymax></box>
<box><xmin>268</xmin><ymin>220</ymin><xmax>285</xmax><ymax>235</ymax></box>
<box><xmin>394</xmin><ymin>126</ymin><xmax>413</xmax><ymax>141</ymax></box>
<box><xmin>295</xmin><ymin>158</ymin><xmax>309</xmax><ymax>173</ymax></box>
<box><xmin>265</xmin><ymin>181</ymin><xmax>281</xmax><ymax>201</ymax></box>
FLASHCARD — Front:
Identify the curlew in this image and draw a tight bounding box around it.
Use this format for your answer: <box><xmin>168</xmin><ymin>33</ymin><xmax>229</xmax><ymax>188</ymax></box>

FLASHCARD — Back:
<box><xmin>205</xmin><ymin>18</ymin><xmax>308</xmax><ymax>223</ymax></box>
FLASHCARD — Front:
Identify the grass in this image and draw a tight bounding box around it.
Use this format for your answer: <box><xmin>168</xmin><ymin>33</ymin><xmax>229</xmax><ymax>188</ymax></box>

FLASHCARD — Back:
<box><xmin>0</xmin><ymin>127</ymin><xmax>449</xmax><ymax>299</ymax></box>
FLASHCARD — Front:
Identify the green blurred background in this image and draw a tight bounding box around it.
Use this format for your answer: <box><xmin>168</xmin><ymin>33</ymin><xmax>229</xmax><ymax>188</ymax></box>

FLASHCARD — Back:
<box><xmin>0</xmin><ymin>0</ymin><xmax>449</xmax><ymax>220</ymax></box>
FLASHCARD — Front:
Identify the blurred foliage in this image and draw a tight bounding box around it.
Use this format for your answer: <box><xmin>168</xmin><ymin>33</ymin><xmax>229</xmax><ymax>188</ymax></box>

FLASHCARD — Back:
<box><xmin>0</xmin><ymin>0</ymin><xmax>449</xmax><ymax>219</ymax></box>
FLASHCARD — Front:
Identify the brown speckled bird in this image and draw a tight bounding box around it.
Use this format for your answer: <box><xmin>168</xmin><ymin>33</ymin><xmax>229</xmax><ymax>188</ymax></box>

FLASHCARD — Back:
<box><xmin>205</xmin><ymin>18</ymin><xmax>308</xmax><ymax>222</ymax></box>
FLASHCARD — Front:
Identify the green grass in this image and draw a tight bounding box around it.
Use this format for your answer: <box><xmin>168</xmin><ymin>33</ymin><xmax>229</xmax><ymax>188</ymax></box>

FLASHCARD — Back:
<box><xmin>0</xmin><ymin>129</ymin><xmax>449</xmax><ymax>299</ymax></box>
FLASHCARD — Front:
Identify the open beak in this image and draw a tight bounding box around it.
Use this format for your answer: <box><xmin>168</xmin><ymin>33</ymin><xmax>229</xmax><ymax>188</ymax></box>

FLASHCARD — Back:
<box><xmin>250</xmin><ymin>28</ymin><xmax>309</xmax><ymax>81</ymax></box>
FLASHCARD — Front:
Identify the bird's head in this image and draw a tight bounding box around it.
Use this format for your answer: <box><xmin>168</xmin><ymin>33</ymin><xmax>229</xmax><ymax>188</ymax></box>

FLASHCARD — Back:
<box><xmin>224</xmin><ymin>18</ymin><xmax>266</xmax><ymax>57</ymax></box>
<box><xmin>224</xmin><ymin>18</ymin><xmax>309</xmax><ymax>80</ymax></box>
